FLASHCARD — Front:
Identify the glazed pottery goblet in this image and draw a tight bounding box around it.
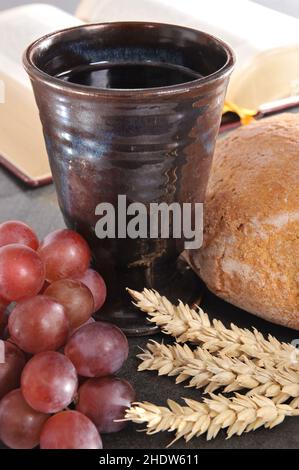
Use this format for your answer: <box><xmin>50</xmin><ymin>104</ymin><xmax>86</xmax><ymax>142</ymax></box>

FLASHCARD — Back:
<box><xmin>24</xmin><ymin>22</ymin><xmax>234</xmax><ymax>335</ymax></box>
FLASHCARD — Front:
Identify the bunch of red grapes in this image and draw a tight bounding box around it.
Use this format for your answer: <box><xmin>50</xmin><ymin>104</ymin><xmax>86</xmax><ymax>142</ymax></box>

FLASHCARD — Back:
<box><xmin>0</xmin><ymin>220</ymin><xmax>135</xmax><ymax>449</ymax></box>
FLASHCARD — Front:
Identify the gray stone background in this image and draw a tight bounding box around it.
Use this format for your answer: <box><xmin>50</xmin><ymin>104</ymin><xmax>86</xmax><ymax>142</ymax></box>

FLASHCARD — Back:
<box><xmin>0</xmin><ymin>0</ymin><xmax>299</xmax><ymax>17</ymax></box>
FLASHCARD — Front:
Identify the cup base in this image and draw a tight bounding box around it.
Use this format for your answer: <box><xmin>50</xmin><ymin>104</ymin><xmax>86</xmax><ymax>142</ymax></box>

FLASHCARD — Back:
<box><xmin>95</xmin><ymin>258</ymin><xmax>203</xmax><ymax>336</ymax></box>
<box><xmin>95</xmin><ymin>303</ymin><xmax>160</xmax><ymax>336</ymax></box>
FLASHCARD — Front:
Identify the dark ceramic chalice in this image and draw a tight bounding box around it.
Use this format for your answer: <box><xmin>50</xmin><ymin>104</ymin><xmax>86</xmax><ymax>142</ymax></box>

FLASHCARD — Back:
<box><xmin>24</xmin><ymin>22</ymin><xmax>234</xmax><ymax>335</ymax></box>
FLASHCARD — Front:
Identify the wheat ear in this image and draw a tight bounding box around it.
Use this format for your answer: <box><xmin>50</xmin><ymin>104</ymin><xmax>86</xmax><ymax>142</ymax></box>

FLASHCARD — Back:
<box><xmin>124</xmin><ymin>394</ymin><xmax>299</xmax><ymax>444</ymax></box>
<box><xmin>138</xmin><ymin>341</ymin><xmax>299</xmax><ymax>403</ymax></box>
<box><xmin>127</xmin><ymin>288</ymin><xmax>298</xmax><ymax>368</ymax></box>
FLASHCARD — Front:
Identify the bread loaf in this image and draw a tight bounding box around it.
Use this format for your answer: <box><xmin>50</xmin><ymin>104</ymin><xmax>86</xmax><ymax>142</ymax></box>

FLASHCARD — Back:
<box><xmin>188</xmin><ymin>113</ymin><xmax>299</xmax><ymax>329</ymax></box>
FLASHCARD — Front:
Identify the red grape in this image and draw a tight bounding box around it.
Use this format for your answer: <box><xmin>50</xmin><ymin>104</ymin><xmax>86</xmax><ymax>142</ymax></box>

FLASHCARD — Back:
<box><xmin>8</xmin><ymin>296</ymin><xmax>69</xmax><ymax>354</ymax></box>
<box><xmin>70</xmin><ymin>317</ymin><xmax>95</xmax><ymax>337</ymax></box>
<box><xmin>65</xmin><ymin>322</ymin><xmax>129</xmax><ymax>377</ymax></box>
<box><xmin>76</xmin><ymin>376</ymin><xmax>135</xmax><ymax>433</ymax></box>
<box><xmin>0</xmin><ymin>244</ymin><xmax>45</xmax><ymax>301</ymax></box>
<box><xmin>0</xmin><ymin>302</ymin><xmax>9</xmax><ymax>339</ymax></box>
<box><xmin>0</xmin><ymin>389</ymin><xmax>48</xmax><ymax>448</ymax></box>
<box><xmin>0</xmin><ymin>295</ymin><xmax>8</xmax><ymax>311</ymax></box>
<box><xmin>38</xmin><ymin>229</ymin><xmax>91</xmax><ymax>282</ymax></box>
<box><xmin>76</xmin><ymin>269</ymin><xmax>107</xmax><ymax>312</ymax></box>
<box><xmin>0</xmin><ymin>220</ymin><xmax>39</xmax><ymax>250</ymax></box>
<box><xmin>0</xmin><ymin>317</ymin><xmax>6</xmax><ymax>339</ymax></box>
<box><xmin>40</xmin><ymin>280</ymin><xmax>50</xmax><ymax>293</ymax></box>
<box><xmin>45</xmin><ymin>279</ymin><xmax>94</xmax><ymax>329</ymax></box>
<box><xmin>21</xmin><ymin>351</ymin><xmax>78</xmax><ymax>413</ymax></box>
<box><xmin>0</xmin><ymin>341</ymin><xmax>26</xmax><ymax>399</ymax></box>
<box><xmin>1</xmin><ymin>321</ymin><xmax>11</xmax><ymax>340</ymax></box>
<box><xmin>40</xmin><ymin>410</ymin><xmax>102</xmax><ymax>449</ymax></box>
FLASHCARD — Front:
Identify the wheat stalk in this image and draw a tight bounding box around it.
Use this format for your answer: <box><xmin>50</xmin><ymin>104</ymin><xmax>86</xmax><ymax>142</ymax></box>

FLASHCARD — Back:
<box><xmin>138</xmin><ymin>341</ymin><xmax>299</xmax><ymax>403</ymax></box>
<box><xmin>124</xmin><ymin>394</ymin><xmax>299</xmax><ymax>444</ymax></box>
<box><xmin>127</xmin><ymin>288</ymin><xmax>298</xmax><ymax>368</ymax></box>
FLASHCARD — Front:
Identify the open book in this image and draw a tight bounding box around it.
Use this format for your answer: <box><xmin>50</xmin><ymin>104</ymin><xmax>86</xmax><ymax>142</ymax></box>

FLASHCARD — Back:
<box><xmin>0</xmin><ymin>4</ymin><xmax>81</xmax><ymax>186</ymax></box>
<box><xmin>1</xmin><ymin>1</ymin><xmax>299</xmax><ymax>186</ymax></box>
<box><xmin>78</xmin><ymin>0</ymin><xmax>299</xmax><ymax>111</ymax></box>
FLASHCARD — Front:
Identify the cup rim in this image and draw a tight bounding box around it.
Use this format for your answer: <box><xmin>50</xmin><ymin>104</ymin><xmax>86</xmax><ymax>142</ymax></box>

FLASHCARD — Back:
<box><xmin>23</xmin><ymin>21</ymin><xmax>235</xmax><ymax>97</ymax></box>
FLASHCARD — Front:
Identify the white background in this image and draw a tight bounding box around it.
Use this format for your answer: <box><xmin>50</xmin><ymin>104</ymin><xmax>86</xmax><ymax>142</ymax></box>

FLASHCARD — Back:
<box><xmin>0</xmin><ymin>0</ymin><xmax>298</xmax><ymax>18</ymax></box>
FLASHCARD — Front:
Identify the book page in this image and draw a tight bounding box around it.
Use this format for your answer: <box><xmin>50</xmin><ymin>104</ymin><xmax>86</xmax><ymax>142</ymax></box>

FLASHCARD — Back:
<box><xmin>0</xmin><ymin>4</ymin><xmax>82</xmax><ymax>88</ymax></box>
<box><xmin>0</xmin><ymin>4</ymin><xmax>82</xmax><ymax>183</ymax></box>
<box><xmin>77</xmin><ymin>0</ymin><xmax>299</xmax><ymax>108</ymax></box>
<box><xmin>77</xmin><ymin>0</ymin><xmax>299</xmax><ymax>71</ymax></box>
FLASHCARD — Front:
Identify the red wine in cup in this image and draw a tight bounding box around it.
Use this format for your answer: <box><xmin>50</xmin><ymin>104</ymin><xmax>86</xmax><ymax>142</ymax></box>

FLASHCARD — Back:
<box><xmin>0</xmin><ymin>389</ymin><xmax>48</xmax><ymax>449</ymax></box>
<box><xmin>57</xmin><ymin>61</ymin><xmax>201</xmax><ymax>88</ymax></box>
<box><xmin>0</xmin><ymin>244</ymin><xmax>45</xmax><ymax>301</ymax></box>
<box><xmin>65</xmin><ymin>322</ymin><xmax>129</xmax><ymax>377</ymax></box>
<box><xmin>8</xmin><ymin>295</ymin><xmax>70</xmax><ymax>354</ymax></box>
<box><xmin>38</xmin><ymin>229</ymin><xmax>91</xmax><ymax>282</ymax></box>
<box><xmin>40</xmin><ymin>410</ymin><xmax>103</xmax><ymax>449</ymax></box>
<box><xmin>21</xmin><ymin>351</ymin><xmax>78</xmax><ymax>413</ymax></box>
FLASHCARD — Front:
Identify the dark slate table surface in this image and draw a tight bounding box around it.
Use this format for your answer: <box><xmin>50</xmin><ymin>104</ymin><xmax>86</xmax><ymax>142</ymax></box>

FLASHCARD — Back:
<box><xmin>0</xmin><ymin>154</ymin><xmax>299</xmax><ymax>450</ymax></box>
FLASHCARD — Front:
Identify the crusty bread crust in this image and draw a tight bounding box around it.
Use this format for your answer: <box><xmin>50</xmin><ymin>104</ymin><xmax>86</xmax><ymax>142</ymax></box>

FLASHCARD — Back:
<box><xmin>188</xmin><ymin>114</ymin><xmax>299</xmax><ymax>329</ymax></box>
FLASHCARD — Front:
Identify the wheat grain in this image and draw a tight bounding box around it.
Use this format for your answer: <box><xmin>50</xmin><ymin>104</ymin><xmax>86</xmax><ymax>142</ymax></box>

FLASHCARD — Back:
<box><xmin>124</xmin><ymin>394</ymin><xmax>299</xmax><ymax>444</ymax></box>
<box><xmin>127</xmin><ymin>288</ymin><xmax>298</xmax><ymax>368</ymax></box>
<box><xmin>125</xmin><ymin>288</ymin><xmax>299</xmax><ymax>444</ymax></box>
<box><xmin>138</xmin><ymin>340</ymin><xmax>299</xmax><ymax>403</ymax></box>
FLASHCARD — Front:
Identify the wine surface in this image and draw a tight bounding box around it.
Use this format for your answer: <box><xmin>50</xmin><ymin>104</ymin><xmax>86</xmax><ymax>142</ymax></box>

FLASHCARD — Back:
<box><xmin>56</xmin><ymin>61</ymin><xmax>201</xmax><ymax>89</ymax></box>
